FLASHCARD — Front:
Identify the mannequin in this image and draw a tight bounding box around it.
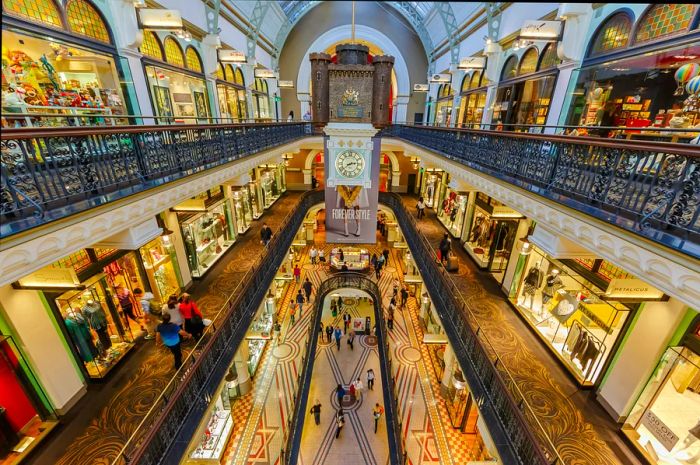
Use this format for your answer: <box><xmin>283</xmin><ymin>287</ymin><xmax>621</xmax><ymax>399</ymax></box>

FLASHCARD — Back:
<box><xmin>425</xmin><ymin>180</ymin><xmax>435</xmax><ymax>204</ymax></box>
<box><xmin>469</xmin><ymin>214</ymin><xmax>486</xmax><ymax>243</ymax></box>
<box><xmin>184</xmin><ymin>231</ymin><xmax>198</xmax><ymax>271</ymax></box>
<box><xmin>83</xmin><ymin>299</ymin><xmax>111</xmax><ymax>353</ymax></box>
<box><xmin>521</xmin><ymin>264</ymin><xmax>543</xmax><ymax>309</ymax></box>
<box><xmin>64</xmin><ymin>308</ymin><xmax>98</xmax><ymax>362</ymax></box>
<box><xmin>541</xmin><ymin>269</ymin><xmax>563</xmax><ymax>305</ymax></box>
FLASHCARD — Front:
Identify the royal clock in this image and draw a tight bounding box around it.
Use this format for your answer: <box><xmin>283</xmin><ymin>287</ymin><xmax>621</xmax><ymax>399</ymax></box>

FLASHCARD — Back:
<box><xmin>335</xmin><ymin>149</ymin><xmax>366</xmax><ymax>179</ymax></box>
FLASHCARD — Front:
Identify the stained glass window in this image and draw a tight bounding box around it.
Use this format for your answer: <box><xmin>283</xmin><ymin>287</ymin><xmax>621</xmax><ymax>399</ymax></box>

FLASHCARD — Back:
<box><xmin>3</xmin><ymin>0</ymin><xmax>63</xmax><ymax>28</ymax></box>
<box><xmin>225</xmin><ymin>65</ymin><xmax>235</xmax><ymax>82</ymax></box>
<box><xmin>51</xmin><ymin>249</ymin><xmax>92</xmax><ymax>273</ymax></box>
<box><xmin>216</xmin><ymin>63</ymin><xmax>224</xmax><ymax>80</ymax></box>
<box><xmin>634</xmin><ymin>4</ymin><xmax>697</xmax><ymax>44</ymax></box>
<box><xmin>185</xmin><ymin>47</ymin><xmax>202</xmax><ymax>72</ymax></box>
<box><xmin>163</xmin><ymin>36</ymin><xmax>185</xmax><ymax>67</ymax></box>
<box><xmin>598</xmin><ymin>261</ymin><xmax>633</xmax><ymax>281</ymax></box>
<box><xmin>460</xmin><ymin>74</ymin><xmax>470</xmax><ymax>93</ymax></box>
<box><xmin>538</xmin><ymin>43</ymin><xmax>560</xmax><ymax>70</ymax></box>
<box><xmin>469</xmin><ymin>70</ymin><xmax>482</xmax><ymax>89</ymax></box>
<box><xmin>235</xmin><ymin>68</ymin><xmax>245</xmax><ymax>86</ymax></box>
<box><xmin>501</xmin><ymin>55</ymin><xmax>518</xmax><ymax>80</ymax></box>
<box><xmin>140</xmin><ymin>31</ymin><xmax>163</xmax><ymax>60</ymax></box>
<box><xmin>66</xmin><ymin>0</ymin><xmax>110</xmax><ymax>43</ymax></box>
<box><xmin>590</xmin><ymin>13</ymin><xmax>632</xmax><ymax>56</ymax></box>
<box><xmin>93</xmin><ymin>248</ymin><xmax>117</xmax><ymax>260</ymax></box>
<box><xmin>518</xmin><ymin>47</ymin><xmax>539</xmax><ymax>76</ymax></box>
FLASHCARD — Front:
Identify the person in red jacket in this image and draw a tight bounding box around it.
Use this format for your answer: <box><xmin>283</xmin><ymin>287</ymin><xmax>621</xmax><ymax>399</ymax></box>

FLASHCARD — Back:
<box><xmin>179</xmin><ymin>293</ymin><xmax>204</xmax><ymax>340</ymax></box>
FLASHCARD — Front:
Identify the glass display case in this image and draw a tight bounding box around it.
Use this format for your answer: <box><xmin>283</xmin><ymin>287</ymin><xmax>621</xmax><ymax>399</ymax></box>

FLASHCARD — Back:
<box><xmin>437</xmin><ymin>189</ymin><xmax>469</xmax><ymax>238</ymax></box>
<box><xmin>246</xmin><ymin>300</ymin><xmax>274</xmax><ymax>340</ymax></box>
<box><xmin>260</xmin><ymin>169</ymin><xmax>279</xmax><ymax>208</ymax></box>
<box><xmin>54</xmin><ymin>275</ymin><xmax>135</xmax><ymax>378</ymax></box>
<box><xmin>231</xmin><ymin>188</ymin><xmax>253</xmax><ymax>234</ymax></box>
<box><xmin>329</xmin><ymin>247</ymin><xmax>370</xmax><ymax>272</ymax></box>
<box><xmin>186</xmin><ymin>385</ymin><xmax>234</xmax><ymax>463</ymax></box>
<box><xmin>247</xmin><ymin>181</ymin><xmax>263</xmax><ymax>219</ymax></box>
<box><xmin>139</xmin><ymin>237</ymin><xmax>182</xmax><ymax>303</ymax></box>
<box><xmin>420</xmin><ymin>170</ymin><xmax>444</xmax><ymax>208</ymax></box>
<box><xmin>179</xmin><ymin>201</ymin><xmax>235</xmax><ymax>278</ymax></box>
<box><xmin>510</xmin><ymin>245</ymin><xmax>632</xmax><ymax>385</ymax></box>
<box><xmin>247</xmin><ymin>339</ymin><xmax>266</xmax><ymax>376</ymax></box>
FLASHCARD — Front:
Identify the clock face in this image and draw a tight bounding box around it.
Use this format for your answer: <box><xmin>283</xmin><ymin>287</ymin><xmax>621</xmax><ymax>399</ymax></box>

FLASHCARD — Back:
<box><xmin>335</xmin><ymin>150</ymin><xmax>365</xmax><ymax>178</ymax></box>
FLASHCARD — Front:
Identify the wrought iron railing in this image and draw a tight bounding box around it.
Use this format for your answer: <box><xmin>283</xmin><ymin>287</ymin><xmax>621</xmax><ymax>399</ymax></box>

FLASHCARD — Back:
<box><xmin>283</xmin><ymin>272</ymin><xmax>403</xmax><ymax>465</ymax></box>
<box><xmin>382</xmin><ymin>124</ymin><xmax>700</xmax><ymax>259</ymax></box>
<box><xmin>111</xmin><ymin>189</ymin><xmax>324</xmax><ymax>465</ymax></box>
<box><xmin>380</xmin><ymin>191</ymin><xmax>561</xmax><ymax>465</ymax></box>
<box><xmin>0</xmin><ymin>122</ymin><xmax>311</xmax><ymax>237</ymax></box>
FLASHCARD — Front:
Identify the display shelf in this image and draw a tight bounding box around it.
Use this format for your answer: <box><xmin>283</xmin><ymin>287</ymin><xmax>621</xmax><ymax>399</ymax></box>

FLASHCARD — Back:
<box><xmin>195</xmin><ymin>240</ymin><xmax>216</xmax><ymax>254</ymax></box>
<box><xmin>144</xmin><ymin>254</ymin><xmax>170</xmax><ymax>270</ymax></box>
<box><xmin>188</xmin><ymin>411</ymin><xmax>234</xmax><ymax>461</ymax></box>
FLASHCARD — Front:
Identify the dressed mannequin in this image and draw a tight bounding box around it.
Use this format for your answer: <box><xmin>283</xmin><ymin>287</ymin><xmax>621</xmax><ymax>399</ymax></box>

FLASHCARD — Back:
<box><xmin>541</xmin><ymin>269</ymin><xmax>563</xmax><ymax>305</ymax></box>
<box><xmin>64</xmin><ymin>309</ymin><xmax>98</xmax><ymax>362</ymax></box>
<box><xmin>521</xmin><ymin>265</ymin><xmax>543</xmax><ymax>309</ymax></box>
<box><xmin>83</xmin><ymin>299</ymin><xmax>111</xmax><ymax>353</ymax></box>
<box><xmin>425</xmin><ymin>181</ymin><xmax>435</xmax><ymax>204</ymax></box>
<box><xmin>184</xmin><ymin>231</ymin><xmax>198</xmax><ymax>271</ymax></box>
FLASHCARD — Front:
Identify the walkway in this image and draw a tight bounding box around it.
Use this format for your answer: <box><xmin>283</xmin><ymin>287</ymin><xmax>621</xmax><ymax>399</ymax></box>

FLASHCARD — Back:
<box><xmin>401</xmin><ymin>196</ymin><xmax>642</xmax><ymax>465</ymax></box>
<box><xmin>28</xmin><ymin>193</ymin><xmax>301</xmax><ymax>465</ymax></box>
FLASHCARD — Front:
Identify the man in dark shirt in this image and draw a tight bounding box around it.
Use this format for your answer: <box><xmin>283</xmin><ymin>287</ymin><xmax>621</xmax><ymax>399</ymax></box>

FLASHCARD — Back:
<box><xmin>260</xmin><ymin>223</ymin><xmax>272</xmax><ymax>247</ymax></box>
<box><xmin>303</xmin><ymin>278</ymin><xmax>313</xmax><ymax>302</ymax></box>
<box><xmin>439</xmin><ymin>233</ymin><xmax>451</xmax><ymax>265</ymax></box>
<box><xmin>157</xmin><ymin>313</ymin><xmax>189</xmax><ymax>369</ymax></box>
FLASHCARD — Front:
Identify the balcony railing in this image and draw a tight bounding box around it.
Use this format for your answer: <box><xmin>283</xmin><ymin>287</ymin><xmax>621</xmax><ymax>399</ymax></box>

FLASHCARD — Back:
<box><xmin>1</xmin><ymin>122</ymin><xmax>311</xmax><ymax>237</ymax></box>
<box><xmin>284</xmin><ymin>273</ymin><xmax>403</xmax><ymax>465</ymax></box>
<box><xmin>382</xmin><ymin>124</ymin><xmax>700</xmax><ymax>259</ymax></box>
<box><xmin>111</xmin><ymin>189</ymin><xmax>324</xmax><ymax>465</ymax></box>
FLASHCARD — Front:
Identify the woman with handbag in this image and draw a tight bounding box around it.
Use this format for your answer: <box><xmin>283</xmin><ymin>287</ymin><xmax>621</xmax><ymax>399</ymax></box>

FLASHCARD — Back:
<box><xmin>179</xmin><ymin>293</ymin><xmax>204</xmax><ymax>341</ymax></box>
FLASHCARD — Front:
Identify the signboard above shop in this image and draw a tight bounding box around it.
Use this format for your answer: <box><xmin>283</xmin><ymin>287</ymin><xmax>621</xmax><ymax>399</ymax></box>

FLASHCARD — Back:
<box><xmin>429</xmin><ymin>73</ymin><xmax>451</xmax><ymax>83</ymax></box>
<box><xmin>219</xmin><ymin>50</ymin><xmax>246</xmax><ymax>63</ymax></box>
<box><xmin>16</xmin><ymin>267</ymin><xmax>81</xmax><ymax>290</ymax></box>
<box><xmin>254</xmin><ymin>68</ymin><xmax>276</xmax><ymax>79</ymax></box>
<box><xmin>519</xmin><ymin>20</ymin><xmax>562</xmax><ymax>41</ymax></box>
<box><xmin>458</xmin><ymin>57</ymin><xmax>486</xmax><ymax>70</ymax></box>
<box><xmin>277</xmin><ymin>80</ymin><xmax>294</xmax><ymax>88</ymax></box>
<box><xmin>413</xmin><ymin>84</ymin><xmax>429</xmax><ymax>92</ymax></box>
<box><xmin>603</xmin><ymin>278</ymin><xmax>666</xmax><ymax>302</ymax></box>
<box><xmin>138</xmin><ymin>9</ymin><xmax>183</xmax><ymax>29</ymax></box>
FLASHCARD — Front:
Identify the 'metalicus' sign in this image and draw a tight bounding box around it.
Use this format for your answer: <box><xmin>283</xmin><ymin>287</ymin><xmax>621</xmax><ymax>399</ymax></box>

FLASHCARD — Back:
<box><xmin>604</xmin><ymin>278</ymin><xmax>665</xmax><ymax>301</ymax></box>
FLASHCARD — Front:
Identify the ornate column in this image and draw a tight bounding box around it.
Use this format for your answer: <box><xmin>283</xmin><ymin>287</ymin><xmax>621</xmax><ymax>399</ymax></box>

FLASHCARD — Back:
<box><xmin>240</xmin><ymin>63</ymin><xmax>256</xmax><ymax>120</ymax></box>
<box><xmin>440</xmin><ymin>344</ymin><xmax>456</xmax><ymax>396</ymax></box>
<box><xmin>202</xmin><ymin>34</ymin><xmax>222</xmax><ymax>119</ymax></box>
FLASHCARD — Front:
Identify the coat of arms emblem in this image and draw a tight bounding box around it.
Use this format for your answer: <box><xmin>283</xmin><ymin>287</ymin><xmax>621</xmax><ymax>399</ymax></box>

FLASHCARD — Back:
<box><xmin>342</xmin><ymin>89</ymin><xmax>359</xmax><ymax>106</ymax></box>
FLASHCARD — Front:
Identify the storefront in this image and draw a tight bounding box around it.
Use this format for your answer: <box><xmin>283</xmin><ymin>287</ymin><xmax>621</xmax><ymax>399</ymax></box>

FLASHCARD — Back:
<box><xmin>245</xmin><ymin>298</ymin><xmax>274</xmax><ymax>376</ymax></box>
<box><xmin>622</xmin><ymin>314</ymin><xmax>700</xmax><ymax>465</ymax></box>
<box><xmin>252</xmin><ymin>78</ymin><xmax>272</xmax><ymax>120</ymax></box>
<box><xmin>419</xmin><ymin>168</ymin><xmax>446</xmax><ymax>209</ymax></box>
<box><xmin>564</xmin><ymin>5</ymin><xmax>700</xmax><ymax>141</ymax></box>
<box><xmin>508</xmin><ymin>243</ymin><xmax>647</xmax><ymax>386</ymax></box>
<box><xmin>437</xmin><ymin>188</ymin><xmax>470</xmax><ymax>238</ymax></box>
<box><xmin>215</xmin><ymin>63</ymin><xmax>248</xmax><ymax>122</ymax></box>
<box><xmin>140</xmin><ymin>32</ymin><xmax>210</xmax><ymax>123</ymax></box>
<box><xmin>173</xmin><ymin>188</ymin><xmax>236</xmax><ymax>278</ymax></box>
<box><xmin>231</xmin><ymin>187</ymin><xmax>254</xmax><ymax>234</ymax></box>
<box><xmin>257</xmin><ymin>164</ymin><xmax>286</xmax><ymax>209</ymax></box>
<box><xmin>457</xmin><ymin>71</ymin><xmax>487</xmax><ymax>128</ymax></box>
<box><xmin>2</xmin><ymin>2</ymin><xmax>131</xmax><ymax>127</ymax></box>
<box><xmin>463</xmin><ymin>193</ymin><xmax>524</xmax><ymax>275</ymax></box>
<box><xmin>433</xmin><ymin>83</ymin><xmax>454</xmax><ymax>126</ymax></box>
<box><xmin>491</xmin><ymin>43</ymin><xmax>559</xmax><ymax>130</ymax></box>
<box><xmin>138</xmin><ymin>235</ymin><xmax>183</xmax><ymax>303</ymax></box>
<box><xmin>0</xmin><ymin>335</ymin><xmax>57</xmax><ymax>462</ymax></box>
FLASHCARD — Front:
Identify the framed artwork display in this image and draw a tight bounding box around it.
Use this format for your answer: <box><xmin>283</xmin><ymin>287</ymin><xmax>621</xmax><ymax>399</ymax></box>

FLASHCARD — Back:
<box><xmin>194</xmin><ymin>91</ymin><xmax>209</xmax><ymax>119</ymax></box>
<box><xmin>153</xmin><ymin>86</ymin><xmax>174</xmax><ymax>118</ymax></box>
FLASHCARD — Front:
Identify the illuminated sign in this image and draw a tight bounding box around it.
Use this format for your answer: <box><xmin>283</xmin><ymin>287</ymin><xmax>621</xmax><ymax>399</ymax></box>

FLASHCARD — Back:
<box><xmin>519</xmin><ymin>20</ymin><xmax>562</xmax><ymax>40</ymax></box>
<box><xmin>218</xmin><ymin>50</ymin><xmax>246</xmax><ymax>63</ymax></box>
<box><xmin>138</xmin><ymin>9</ymin><xmax>183</xmax><ymax>29</ymax></box>
<box><xmin>254</xmin><ymin>68</ymin><xmax>275</xmax><ymax>78</ymax></box>
<box><xmin>171</xmin><ymin>198</ymin><xmax>206</xmax><ymax>212</ymax></box>
<box><xmin>413</xmin><ymin>84</ymin><xmax>429</xmax><ymax>92</ymax></box>
<box><xmin>17</xmin><ymin>267</ymin><xmax>81</xmax><ymax>289</ymax></box>
<box><xmin>278</xmin><ymin>80</ymin><xmax>294</xmax><ymax>88</ymax></box>
<box><xmin>458</xmin><ymin>57</ymin><xmax>486</xmax><ymax>70</ymax></box>
<box><xmin>604</xmin><ymin>278</ymin><xmax>665</xmax><ymax>301</ymax></box>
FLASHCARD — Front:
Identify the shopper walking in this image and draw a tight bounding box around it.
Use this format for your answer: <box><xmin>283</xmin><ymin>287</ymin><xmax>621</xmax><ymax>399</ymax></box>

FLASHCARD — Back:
<box><xmin>400</xmin><ymin>286</ymin><xmax>409</xmax><ymax>308</ymax></box>
<box><xmin>303</xmin><ymin>278</ymin><xmax>313</xmax><ymax>302</ymax></box>
<box><xmin>334</xmin><ymin>326</ymin><xmax>342</xmax><ymax>351</ymax></box>
<box><xmin>335</xmin><ymin>384</ymin><xmax>346</xmax><ymax>405</ymax></box>
<box><xmin>260</xmin><ymin>223</ymin><xmax>272</xmax><ymax>247</ymax></box>
<box><xmin>163</xmin><ymin>295</ymin><xmax>184</xmax><ymax>328</ymax></box>
<box><xmin>116</xmin><ymin>286</ymin><xmax>145</xmax><ymax>331</ymax></box>
<box><xmin>179</xmin><ymin>293</ymin><xmax>204</xmax><ymax>340</ymax></box>
<box><xmin>387</xmin><ymin>312</ymin><xmax>394</xmax><ymax>330</ymax></box>
<box><xmin>371</xmin><ymin>253</ymin><xmax>378</xmax><ymax>270</ymax></box>
<box><xmin>156</xmin><ymin>313</ymin><xmax>190</xmax><ymax>370</ymax></box>
<box><xmin>347</xmin><ymin>330</ymin><xmax>355</xmax><ymax>350</ymax></box>
<box><xmin>296</xmin><ymin>290</ymin><xmax>305</xmax><ymax>314</ymax></box>
<box><xmin>318</xmin><ymin>248</ymin><xmax>325</xmax><ymax>266</ymax></box>
<box><xmin>372</xmin><ymin>403</ymin><xmax>385</xmax><ymax>433</ymax></box>
<box><xmin>337</xmin><ymin>295</ymin><xmax>344</xmax><ymax>312</ymax></box>
<box><xmin>134</xmin><ymin>288</ymin><xmax>156</xmax><ymax>340</ymax></box>
<box><xmin>319</xmin><ymin>322</ymin><xmax>324</xmax><ymax>341</ymax></box>
<box><xmin>289</xmin><ymin>304</ymin><xmax>296</xmax><ymax>326</ymax></box>
<box><xmin>335</xmin><ymin>409</ymin><xmax>345</xmax><ymax>439</ymax></box>
<box><xmin>326</xmin><ymin>324</ymin><xmax>333</xmax><ymax>343</ymax></box>
<box><xmin>310</xmin><ymin>400</ymin><xmax>322</xmax><ymax>425</ymax></box>
<box><xmin>382</xmin><ymin>249</ymin><xmax>390</xmax><ymax>264</ymax></box>
<box><xmin>367</xmin><ymin>368</ymin><xmax>375</xmax><ymax>390</ymax></box>
<box><xmin>310</xmin><ymin>246</ymin><xmax>318</xmax><ymax>264</ymax></box>
<box><xmin>343</xmin><ymin>311</ymin><xmax>351</xmax><ymax>334</ymax></box>
<box><xmin>439</xmin><ymin>233</ymin><xmax>451</xmax><ymax>265</ymax></box>
<box><xmin>416</xmin><ymin>197</ymin><xmax>426</xmax><ymax>219</ymax></box>
<box><xmin>352</xmin><ymin>378</ymin><xmax>363</xmax><ymax>399</ymax></box>
<box><xmin>293</xmin><ymin>264</ymin><xmax>301</xmax><ymax>283</ymax></box>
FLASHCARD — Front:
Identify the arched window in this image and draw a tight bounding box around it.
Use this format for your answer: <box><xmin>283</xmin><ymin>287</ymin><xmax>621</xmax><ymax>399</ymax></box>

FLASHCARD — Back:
<box><xmin>538</xmin><ymin>44</ymin><xmax>559</xmax><ymax>70</ymax></box>
<box><xmin>140</xmin><ymin>31</ymin><xmax>164</xmax><ymax>61</ymax></box>
<box><xmin>66</xmin><ymin>0</ymin><xmax>110</xmax><ymax>43</ymax></box>
<box><xmin>2</xmin><ymin>0</ymin><xmax>63</xmax><ymax>28</ymax></box>
<box><xmin>501</xmin><ymin>55</ymin><xmax>518</xmax><ymax>80</ymax></box>
<box><xmin>235</xmin><ymin>68</ymin><xmax>245</xmax><ymax>86</ymax></box>
<box><xmin>439</xmin><ymin>84</ymin><xmax>452</xmax><ymax>98</ymax></box>
<box><xmin>460</xmin><ymin>74</ymin><xmax>470</xmax><ymax>93</ymax></box>
<box><xmin>589</xmin><ymin>12</ymin><xmax>632</xmax><ymax>56</ymax></box>
<box><xmin>518</xmin><ymin>47</ymin><xmax>539</xmax><ymax>76</ymax></box>
<box><xmin>185</xmin><ymin>47</ymin><xmax>202</xmax><ymax>73</ymax></box>
<box><xmin>262</xmin><ymin>80</ymin><xmax>269</xmax><ymax>94</ymax></box>
<box><xmin>224</xmin><ymin>65</ymin><xmax>235</xmax><ymax>82</ymax></box>
<box><xmin>634</xmin><ymin>4</ymin><xmax>697</xmax><ymax>44</ymax></box>
<box><xmin>163</xmin><ymin>36</ymin><xmax>185</xmax><ymax>67</ymax></box>
<box><xmin>216</xmin><ymin>63</ymin><xmax>224</xmax><ymax>80</ymax></box>
<box><xmin>469</xmin><ymin>70</ymin><xmax>482</xmax><ymax>89</ymax></box>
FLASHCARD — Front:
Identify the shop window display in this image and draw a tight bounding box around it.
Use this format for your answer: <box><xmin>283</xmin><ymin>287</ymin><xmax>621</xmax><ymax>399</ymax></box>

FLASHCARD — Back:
<box><xmin>247</xmin><ymin>181</ymin><xmax>263</xmax><ymax>218</ymax></box>
<box><xmin>253</xmin><ymin>78</ymin><xmax>271</xmax><ymax>120</ymax></box>
<box><xmin>179</xmin><ymin>201</ymin><xmax>235</xmax><ymax>278</ymax></box>
<box><xmin>139</xmin><ymin>237</ymin><xmax>182</xmax><ymax>304</ymax></box>
<box><xmin>103</xmin><ymin>252</ymin><xmax>147</xmax><ymax>336</ymax></box>
<box><xmin>420</xmin><ymin>170</ymin><xmax>443</xmax><ymax>208</ymax></box>
<box><xmin>437</xmin><ymin>189</ymin><xmax>469</xmax><ymax>238</ymax></box>
<box><xmin>54</xmin><ymin>275</ymin><xmax>135</xmax><ymax>378</ymax></box>
<box><xmin>0</xmin><ymin>336</ymin><xmax>57</xmax><ymax>462</ymax></box>
<box><xmin>260</xmin><ymin>169</ymin><xmax>279</xmax><ymax>208</ymax></box>
<box><xmin>511</xmin><ymin>245</ymin><xmax>631</xmax><ymax>384</ymax></box>
<box><xmin>231</xmin><ymin>188</ymin><xmax>253</xmax><ymax>234</ymax></box>
<box><xmin>187</xmin><ymin>374</ymin><xmax>235</xmax><ymax>461</ymax></box>
<box><xmin>247</xmin><ymin>339</ymin><xmax>266</xmax><ymax>375</ymax></box>
<box><xmin>145</xmin><ymin>65</ymin><xmax>210</xmax><ymax>123</ymax></box>
<box><xmin>623</xmin><ymin>346</ymin><xmax>700</xmax><ymax>465</ymax></box>
<box><xmin>1</xmin><ymin>29</ymin><xmax>127</xmax><ymax>127</ymax></box>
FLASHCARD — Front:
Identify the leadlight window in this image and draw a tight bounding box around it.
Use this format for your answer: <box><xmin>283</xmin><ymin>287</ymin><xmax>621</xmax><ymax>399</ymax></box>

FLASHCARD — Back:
<box><xmin>235</xmin><ymin>68</ymin><xmax>245</xmax><ymax>86</ymax></box>
<box><xmin>634</xmin><ymin>4</ymin><xmax>697</xmax><ymax>44</ymax></box>
<box><xmin>224</xmin><ymin>64</ymin><xmax>234</xmax><ymax>82</ymax></box>
<box><xmin>590</xmin><ymin>13</ymin><xmax>632</xmax><ymax>56</ymax></box>
<box><xmin>185</xmin><ymin>47</ymin><xmax>202</xmax><ymax>73</ymax></box>
<box><xmin>538</xmin><ymin>44</ymin><xmax>559</xmax><ymax>70</ymax></box>
<box><xmin>66</xmin><ymin>0</ymin><xmax>110</xmax><ymax>43</ymax></box>
<box><xmin>51</xmin><ymin>249</ymin><xmax>92</xmax><ymax>273</ymax></box>
<box><xmin>598</xmin><ymin>261</ymin><xmax>633</xmax><ymax>281</ymax></box>
<box><xmin>3</xmin><ymin>0</ymin><xmax>63</xmax><ymax>28</ymax></box>
<box><xmin>501</xmin><ymin>55</ymin><xmax>518</xmax><ymax>80</ymax></box>
<box><xmin>518</xmin><ymin>47</ymin><xmax>539</xmax><ymax>76</ymax></box>
<box><xmin>461</xmin><ymin>75</ymin><xmax>470</xmax><ymax>93</ymax></box>
<box><xmin>216</xmin><ymin>63</ymin><xmax>224</xmax><ymax>80</ymax></box>
<box><xmin>140</xmin><ymin>31</ymin><xmax>163</xmax><ymax>60</ymax></box>
<box><xmin>469</xmin><ymin>70</ymin><xmax>482</xmax><ymax>89</ymax></box>
<box><xmin>163</xmin><ymin>36</ymin><xmax>185</xmax><ymax>67</ymax></box>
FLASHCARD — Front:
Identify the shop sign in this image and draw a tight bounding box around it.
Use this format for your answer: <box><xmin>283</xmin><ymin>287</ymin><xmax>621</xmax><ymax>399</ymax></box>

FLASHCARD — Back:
<box><xmin>519</xmin><ymin>20</ymin><xmax>562</xmax><ymax>41</ymax></box>
<box><xmin>277</xmin><ymin>80</ymin><xmax>294</xmax><ymax>88</ymax></box>
<box><xmin>642</xmin><ymin>410</ymin><xmax>679</xmax><ymax>451</ymax></box>
<box><xmin>491</xmin><ymin>205</ymin><xmax>524</xmax><ymax>218</ymax></box>
<box><xmin>429</xmin><ymin>74</ymin><xmax>451</xmax><ymax>83</ymax></box>
<box><xmin>218</xmin><ymin>50</ymin><xmax>246</xmax><ymax>63</ymax></box>
<box><xmin>604</xmin><ymin>279</ymin><xmax>665</xmax><ymax>302</ymax></box>
<box><xmin>413</xmin><ymin>84</ymin><xmax>429</xmax><ymax>92</ymax></box>
<box><xmin>171</xmin><ymin>198</ymin><xmax>207</xmax><ymax>211</ymax></box>
<box><xmin>254</xmin><ymin>69</ymin><xmax>275</xmax><ymax>79</ymax></box>
<box><xmin>16</xmin><ymin>267</ymin><xmax>81</xmax><ymax>289</ymax></box>
<box><xmin>138</xmin><ymin>9</ymin><xmax>183</xmax><ymax>29</ymax></box>
<box><xmin>458</xmin><ymin>57</ymin><xmax>486</xmax><ymax>70</ymax></box>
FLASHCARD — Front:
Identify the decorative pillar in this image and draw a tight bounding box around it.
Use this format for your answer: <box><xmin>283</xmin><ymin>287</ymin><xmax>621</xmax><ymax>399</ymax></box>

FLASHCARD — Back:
<box><xmin>483</xmin><ymin>42</ymin><xmax>503</xmax><ymax>127</ymax></box>
<box><xmin>240</xmin><ymin>63</ymin><xmax>256</xmax><ymax>120</ymax></box>
<box><xmin>233</xmin><ymin>342</ymin><xmax>251</xmax><ymax>395</ymax></box>
<box><xmin>302</xmin><ymin>169</ymin><xmax>313</xmax><ymax>187</ymax></box>
<box><xmin>440</xmin><ymin>344</ymin><xmax>456</xmax><ymax>396</ymax></box>
<box><xmin>201</xmin><ymin>33</ymin><xmax>221</xmax><ymax>120</ymax></box>
<box><xmin>391</xmin><ymin>170</ymin><xmax>402</xmax><ymax>192</ymax></box>
<box><xmin>449</xmin><ymin>66</ymin><xmax>464</xmax><ymax>128</ymax></box>
<box><xmin>164</xmin><ymin>210</ymin><xmax>192</xmax><ymax>289</ymax></box>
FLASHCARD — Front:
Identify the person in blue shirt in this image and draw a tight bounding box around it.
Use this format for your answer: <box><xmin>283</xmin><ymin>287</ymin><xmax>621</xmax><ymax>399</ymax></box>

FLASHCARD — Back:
<box><xmin>157</xmin><ymin>313</ymin><xmax>190</xmax><ymax>369</ymax></box>
<box><xmin>334</xmin><ymin>326</ymin><xmax>342</xmax><ymax>351</ymax></box>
